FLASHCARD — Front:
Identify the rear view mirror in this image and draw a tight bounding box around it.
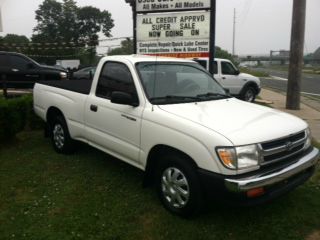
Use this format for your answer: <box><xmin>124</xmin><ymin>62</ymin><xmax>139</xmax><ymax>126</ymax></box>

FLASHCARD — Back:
<box><xmin>111</xmin><ymin>91</ymin><xmax>139</xmax><ymax>107</ymax></box>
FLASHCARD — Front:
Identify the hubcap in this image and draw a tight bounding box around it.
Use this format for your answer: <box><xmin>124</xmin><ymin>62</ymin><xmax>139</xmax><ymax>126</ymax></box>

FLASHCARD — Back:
<box><xmin>245</xmin><ymin>89</ymin><xmax>255</xmax><ymax>102</ymax></box>
<box><xmin>161</xmin><ymin>167</ymin><xmax>190</xmax><ymax>209</ymax></box>
<box><xmin>53</xmin><ymin>124</ymin><xmax>65</xmax><ymax>149</ymax></box>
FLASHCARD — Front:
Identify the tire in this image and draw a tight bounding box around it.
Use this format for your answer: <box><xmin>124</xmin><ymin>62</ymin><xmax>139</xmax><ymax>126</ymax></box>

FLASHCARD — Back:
<box><xmin>241</xmin><ymin>86</ymin><xmax>256</xmax><ymax>102</ymax></box>
<box><xmin>155</xmin><ymin>154</ymin><xmax>203</xmax><ymax>217</ymax></box>
<box><xmin>51</xmin><ymin>115</ymin><xmax>75</xmax><ymax>154</ymax></box>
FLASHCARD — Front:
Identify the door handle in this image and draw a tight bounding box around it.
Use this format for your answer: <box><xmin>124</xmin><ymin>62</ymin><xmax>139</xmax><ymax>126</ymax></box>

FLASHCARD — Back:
<box><xmin>90</xmin><ymin>105</ymin><xmax>98</xmax><ymax>112</ymax></box>
<box><xmin>222</xmin><ymin>77</ymin><xmax>226</xmax><ymax>80</ymax></box>
<box><xmin>12</xmin><ymin>69</ymin><xmax>19</xmax><ymax>72</ymax></box>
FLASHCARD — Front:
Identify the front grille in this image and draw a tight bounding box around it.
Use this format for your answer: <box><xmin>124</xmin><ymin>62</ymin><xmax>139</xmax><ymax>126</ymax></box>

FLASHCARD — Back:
<box><xmin>260</xmin><ymin>131</ymin><xmax>307</xmax><ymax>165</ymax></box>
<box><xmin>261</xmin><ymin>132</ymin><xmax>305</xmax><ymax>150</ymax></box>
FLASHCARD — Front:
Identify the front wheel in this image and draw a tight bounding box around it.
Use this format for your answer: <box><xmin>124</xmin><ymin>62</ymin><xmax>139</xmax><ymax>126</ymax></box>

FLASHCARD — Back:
<box><xmin>156</xmin><ymin>154</ymin><xmax>203</xmax><ymax>217</ymax></box>
<box><xmin>241</xmin><ymin>87</ymin><xmax>256</xmax><ymax>102</ymax></box>
<box><xmin>51</xmin><ymin>116</ymin><xmax>75</xmax><ymax>154</ymax></box>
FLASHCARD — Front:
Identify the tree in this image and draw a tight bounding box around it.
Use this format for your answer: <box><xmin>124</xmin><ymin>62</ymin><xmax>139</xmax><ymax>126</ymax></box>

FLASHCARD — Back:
<box><xmin>2</xmin><ymin>34</ymin><xmax>30</xmax><ymax>44</ymax></box>
<box><xmin>31</xmin><ymin>0</ymin><xmax>114</xmax><ymax>64</ymax></box>
<box><xmin>0</xmin><ymin>34</ymin><xmax>30</xmax><ymax>52</ymax></box>
<box><xmin>33</xmin><ymin>0</ymin><xmax>63</xmax><ymax>43</ymax></box>
<box><xmin>108</xmin><ymin>38</ymin><xmax>133</xmax><ymax>56</ymax></box>
<box><xmin>215</xmin><ymin>46</ymin><xmax>236</xmax><ymax>63</ymax></box>
<box><xmin>33</xmin><ymin>0</ymin><xmax>114</xmax><ymax>45</ymax></box>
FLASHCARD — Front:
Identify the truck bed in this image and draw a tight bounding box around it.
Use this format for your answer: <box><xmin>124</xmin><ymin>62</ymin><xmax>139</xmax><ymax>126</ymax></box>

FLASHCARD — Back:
<box><xmin>38</xmin><ymin>80</ymin><xmax>92</xmax><ymax>95</ymax></box>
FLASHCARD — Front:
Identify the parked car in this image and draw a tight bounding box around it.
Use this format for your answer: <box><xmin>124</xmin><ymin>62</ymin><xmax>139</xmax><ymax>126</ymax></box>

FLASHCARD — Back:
<box><xmin>0</xmin><ymin>51</ymin><xmax>68</xmax><ymax>89</ymax></box>
<box><xmin>33</xmin><ymin>55</ymin><xmax>319</xmax><ymax>217</ymax></box>
<box><xmin>72</xmin><ymin>67</ymin><xmax>96</xmax><ymax>80</ymax></box>
<box><xmin>192</xmin><ymin>58</ymin><xmax>261</xmax><ymax>102</ymax></box>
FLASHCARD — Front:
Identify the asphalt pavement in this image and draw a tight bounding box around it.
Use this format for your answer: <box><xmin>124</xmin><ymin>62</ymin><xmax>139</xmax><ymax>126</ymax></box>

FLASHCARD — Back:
<box><xmin>254</xmin><ymin>67</ymin><xmax>320</xmax><ymax>95</ymax></box>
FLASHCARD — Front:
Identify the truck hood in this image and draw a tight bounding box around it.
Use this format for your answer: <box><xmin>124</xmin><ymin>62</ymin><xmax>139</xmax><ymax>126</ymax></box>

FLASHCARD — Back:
<box><xmin>158</xmin><ymin>98</ymin><xmax>307</xmax><ymax>146</ymax></box>
<box><xmin>239</xmin><ymin>73</ymin><xmax>259</xmax><ymax>81</ymax></box>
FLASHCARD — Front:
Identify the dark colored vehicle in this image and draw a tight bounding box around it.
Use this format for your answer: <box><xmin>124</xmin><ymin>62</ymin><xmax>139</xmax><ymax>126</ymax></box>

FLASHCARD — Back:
<box><xmin>0</xmin><ymin>51</ymin><xmax>68</xmax><ymax>89</ymax></box>
<box><xmin>72</xmin><ymin>67</ymin><xmax>96</xmax><ymax>80</ymax></box>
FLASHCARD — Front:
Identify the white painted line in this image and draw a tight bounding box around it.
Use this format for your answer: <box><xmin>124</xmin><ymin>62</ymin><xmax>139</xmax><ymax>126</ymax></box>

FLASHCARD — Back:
<box><xmin>301</xmin><ymin>92</ymin><xmax>320</xmax><ymax>97</ymax></box>
<box><xmin>270</xmin><ymin>75</ymin><xmax>288</xmax><ymax>81</ymax></box>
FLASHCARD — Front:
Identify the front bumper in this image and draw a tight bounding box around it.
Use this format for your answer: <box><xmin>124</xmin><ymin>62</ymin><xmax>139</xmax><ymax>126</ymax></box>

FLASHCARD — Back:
<box><xmin>225</xmin><ymin>147</ymin><xmax>319</xmax><ymax>192</ymax></box>
<box><xmin>198</xmin><ymin>147</ymin><xmax>319</xmax><ymax>204</ymax></box>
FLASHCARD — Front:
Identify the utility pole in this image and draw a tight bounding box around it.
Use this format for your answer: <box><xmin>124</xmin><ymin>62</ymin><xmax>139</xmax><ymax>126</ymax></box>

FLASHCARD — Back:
<box><xmin>286</xmin><ymin>0</ymin><xmax>306</xmax><ymax>110</ymax></box>
<box><xmin>208</xmin><ymin>0</ymin><xmax>217</xmax><ymax>75</ymax></box>
<box><xmin>232</xmin><ymin>8</ymin><xmax>236</xmax><ymax>56</ymax></box>
<box><xmin>0</xmin><ymin>7</ymin><xmax>3</xmax><ymax>32</ymax></box>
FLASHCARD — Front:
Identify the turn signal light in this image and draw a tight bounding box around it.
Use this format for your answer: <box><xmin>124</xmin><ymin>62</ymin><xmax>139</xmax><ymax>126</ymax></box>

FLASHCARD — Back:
<box><xmin>217</xmin><ymin>148</ymin><xmax>237</xmax><ymax>169</ymax></box>
<box><xmin>220</xmin><ymin>151</ymin><xmax>233</xmax><ymax>165</ymax></box>
<box><xmin>247</xmin><ymin>187</ymin><xmax>265</xmax><ymax>198</ymax></box>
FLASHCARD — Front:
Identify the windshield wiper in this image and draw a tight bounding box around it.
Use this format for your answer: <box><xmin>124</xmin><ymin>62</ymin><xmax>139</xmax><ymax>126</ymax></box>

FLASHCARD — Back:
<box><xmin>197</xmin><ymin>92</ymin><xmax>231</xmax><ymax>99</ymax></box>
<box><xmin>150</xmin><ymin>95</ymin><xmax>201</xmax><ymax>102</ymax></box>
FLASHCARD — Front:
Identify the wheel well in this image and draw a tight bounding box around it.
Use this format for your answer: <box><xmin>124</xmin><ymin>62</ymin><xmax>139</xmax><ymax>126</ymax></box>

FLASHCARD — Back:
<box><xmin>143</xmin><ymin>145</ymin><xmax>198</xmax><ymax>187</ymax></box>
<box><xmin>241</xmin><ymin>82</ymin><xmax>259</xmax><ymax>95</ymax></box>
<box><xmin>46</xmin><ymin>107</ymin><xmax>65</xmax><ymax>135</ymax></box>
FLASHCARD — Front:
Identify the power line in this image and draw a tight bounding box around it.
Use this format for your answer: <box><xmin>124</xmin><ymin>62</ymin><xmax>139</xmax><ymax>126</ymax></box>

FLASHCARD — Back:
<box><xmin>239</xmin><ymin>0</ymin><xmax>253</xmax><ymax>26</ymax></box>
<box><xmin>0</xmin><ymin>36</ymin><xmax>133</xmax><ymax>47</ymax></box>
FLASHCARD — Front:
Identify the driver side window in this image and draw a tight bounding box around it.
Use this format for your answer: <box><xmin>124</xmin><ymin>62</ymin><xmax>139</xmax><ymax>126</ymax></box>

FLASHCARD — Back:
<box><xmin>221</xmin><ymin>62</ymin><xmax>237</xmax><ymax>75</ymax></box>
<box><xmin>10</xmin><ymin>56</ymin><xmax>30</xmax><ymax>70</ymax></box>
<box><xmin>96</xmin><ymin>62</ymin><xmax>137</xmax><ymax>100</ymax></box>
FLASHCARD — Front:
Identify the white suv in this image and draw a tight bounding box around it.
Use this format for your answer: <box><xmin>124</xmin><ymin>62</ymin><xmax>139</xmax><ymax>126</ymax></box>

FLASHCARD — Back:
<box><xmin>193</xmin><ymin>58</ymin><xmax>261</xmax><ymax>102</ymax></box>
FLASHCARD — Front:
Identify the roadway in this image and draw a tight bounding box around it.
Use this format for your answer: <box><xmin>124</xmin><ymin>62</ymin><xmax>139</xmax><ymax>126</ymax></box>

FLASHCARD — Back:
<box><xmin>254</xmin><ymin>67</ymin><xmax>320</xmax><ymax>95</ymax></box>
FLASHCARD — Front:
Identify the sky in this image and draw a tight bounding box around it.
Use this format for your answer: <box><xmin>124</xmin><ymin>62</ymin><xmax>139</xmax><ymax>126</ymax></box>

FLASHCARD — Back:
<box><xmin>0</xmin><ymin>0</ymin><xmax>319</xmax><ymax>56</ymax></box>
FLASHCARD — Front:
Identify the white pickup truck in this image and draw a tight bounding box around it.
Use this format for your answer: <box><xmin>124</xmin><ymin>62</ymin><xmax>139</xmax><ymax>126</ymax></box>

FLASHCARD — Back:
<box><xmin>192</xmin><ymin>58</ymin><xmax>261</xmax><ymax>102</ymax></box>
<box><xmin>34</xmin><ymin>55</ymin><xmax>319</xmax><ymax>216</ymax></box>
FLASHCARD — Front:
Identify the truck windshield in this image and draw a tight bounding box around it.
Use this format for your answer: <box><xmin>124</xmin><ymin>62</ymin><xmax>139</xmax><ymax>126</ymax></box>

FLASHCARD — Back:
<box><xmin>136</xmin><ymin>62</ymin><xmax>229</xmax><ymax>105</ymax></box>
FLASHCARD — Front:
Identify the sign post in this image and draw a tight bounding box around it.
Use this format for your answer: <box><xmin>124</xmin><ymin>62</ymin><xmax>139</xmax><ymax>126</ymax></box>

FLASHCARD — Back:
<box><xmin>208</xmin><ymin>0</ymin><xmax>216</xmax><ymax>75</ymax></box>
<box><xmin>130</xmin><ymin>0</ymin><xmax>216</xmax><ymax>74</ymax></box>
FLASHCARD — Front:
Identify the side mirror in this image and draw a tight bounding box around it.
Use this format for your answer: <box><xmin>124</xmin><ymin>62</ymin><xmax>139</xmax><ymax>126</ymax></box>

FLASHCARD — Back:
<box><xmin>235</xmin><ymin>70</ymin><xmax>240</xmax><ymax>75</ymax></box>
<box><xmin>111</xmin><ymin>91</ymin><xmax>139</xmax><ymax>107</ymax></box>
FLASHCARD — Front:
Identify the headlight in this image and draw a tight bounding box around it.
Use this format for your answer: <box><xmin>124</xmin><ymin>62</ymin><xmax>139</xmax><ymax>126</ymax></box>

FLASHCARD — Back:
<box><xmin>60</xmin><ymin>72</ymin><xmax>67</xmax><ymax>79</ymax></box>
<box><xmin>236</xmin><ymin>145</ymin><xmax>260</xmax><ymax>169</ymax></box>
<box><xmin>304</xmin><ymin>128</ymin><xmax>312</xmax><ymax>150</ymax></box>
<box><xmin>217</xmin><ymin>144</ymin><xmax>260</xmax><ymax>170</ymax></box>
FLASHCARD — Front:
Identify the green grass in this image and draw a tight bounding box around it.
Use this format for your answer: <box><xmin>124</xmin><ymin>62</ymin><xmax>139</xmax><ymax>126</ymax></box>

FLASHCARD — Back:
<box><xmin>313</xmin><ymin>139</ymin><xmax>320</xmax><ymax>149</ymax></box>
<box><xmin>1</xmin><ymin>131</ymin><xmax>320</xmax><ymax>240</ymax></box>
<box><xmin>239</xmin><ymin>67</ymin><xmax>270</xmax><ymax>77</ymax></box>
<box><xmin>302</xmin><ymin>93</ymin><xmax>320</xmax><ymax>102</ymax></box>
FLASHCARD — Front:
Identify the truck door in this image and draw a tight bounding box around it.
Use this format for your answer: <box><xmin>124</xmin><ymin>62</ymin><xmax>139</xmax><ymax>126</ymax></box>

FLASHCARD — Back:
<box><xmin>0</xmin><ymin>53</ymin><xmax>10</xmax><ymax>87</ymax></box>
<box><xmin>214</xmin><ymin>60</ymin><xmax>241</xmax><ymax>95</ymax></box>
<box><xmin>9</xmin><ymin>55</ymin><xmax>40</xmax><ymax>88</ymax></box>
<box><xmin>84</xmin><ymin>61</ymin><xmax>143</xmax><ymax>164</ymax></box>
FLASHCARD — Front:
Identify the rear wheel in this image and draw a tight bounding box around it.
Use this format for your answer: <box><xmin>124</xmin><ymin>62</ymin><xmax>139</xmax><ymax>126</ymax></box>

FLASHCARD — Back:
<box><xmin>51</xmin><ymin>115</ymin><xmax>75</xmax><ymax>154</ymax></box>
<box><xmin>241</xmin><ymin>86</ymin><xmax>256</xmax><ymax>102</ymax></box>
<box><xmin>156</xmin><ymin>154</ymin><xmax>203</xmax><ymax>217</ymax></box>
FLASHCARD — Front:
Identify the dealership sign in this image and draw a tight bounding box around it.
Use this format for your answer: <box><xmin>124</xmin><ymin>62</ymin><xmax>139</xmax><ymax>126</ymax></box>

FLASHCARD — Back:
<box><xmin>136</xmin><ymin>0</ymin><xmax>211</xmax><ymax>13</ymax></box>
<box><xmin>131</xmin><ymin>0</ymin><xmax>215</xmax><ymax>63</ymax></box>
<box><xmin>137</xmin><ymin>11</ymin><xmax>210</xmax><ymax>57</ymax></box>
